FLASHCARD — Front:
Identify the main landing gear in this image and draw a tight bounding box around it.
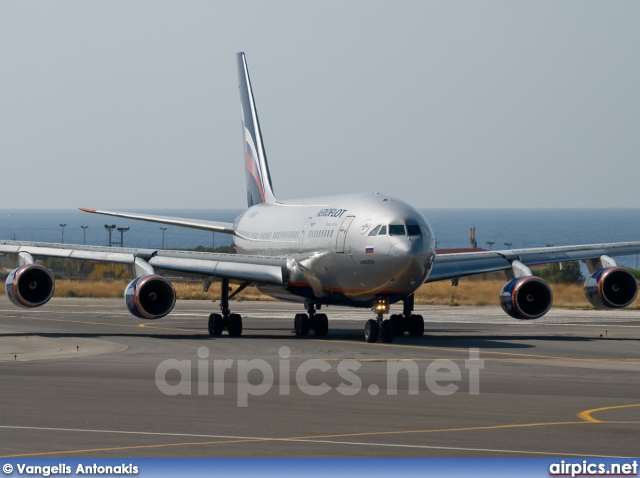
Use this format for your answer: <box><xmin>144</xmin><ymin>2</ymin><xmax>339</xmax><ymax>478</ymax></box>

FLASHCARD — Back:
<box><xmin>294</xmin><ymin>302</ymin><xmax>329</xmax><ymax>337</ymax></box>
<box><xmin>364</xmin><ymin>295</ymin><xmax>424</xmax><ymax>344</ymax></box>
<box><xmin>208</xmin><ymin>278</ymin><xmax>248</xmax><ymax>337</ymax></box>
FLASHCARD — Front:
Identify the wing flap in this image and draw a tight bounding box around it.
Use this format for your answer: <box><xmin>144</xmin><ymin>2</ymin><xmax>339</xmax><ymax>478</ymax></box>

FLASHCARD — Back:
<box><xmin>0</xmin><ymin>242</ymin><xmax>136</xmax><ymax>264</ymax></box>
<box><xmin>0</xmin><ymin>240</ymin><xmax>287</xmax><ymax>286</ymax></box>
<box><xmin>428</xmin><ymin>253</ymin><xmax>511</xmax><ymax>282</ymax></box>
<box><xmin>149</xmin><ymin>256</ymin><xmax>284</xmax><ymax>285</ymax></box>
<box><xmin>503</xmin><ymin>242</ymin><xmax>640</xmax><ymax>265</ymax></box>
<box><xmin>428</xmin><ymin>241</ymin><xmax>640</xmax><ymax>283</ymax></box>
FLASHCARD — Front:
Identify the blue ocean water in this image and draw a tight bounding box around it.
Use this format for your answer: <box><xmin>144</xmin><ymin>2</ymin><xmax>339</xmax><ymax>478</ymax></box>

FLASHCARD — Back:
<box><xmin>427</xmin><ymin>208</ymin><xmax>640</xmax><ymax>269</ymax></box>
<box><xmin>1</xmin><ymin>208</ymin><xmax>640</xmax><ymax>267</ymax></box>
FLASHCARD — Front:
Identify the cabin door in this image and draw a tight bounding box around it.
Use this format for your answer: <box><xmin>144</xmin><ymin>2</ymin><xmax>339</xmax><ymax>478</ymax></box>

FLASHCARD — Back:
<box><xmin>336</xmin><ymin>216</ymin><xmax>355</xmax><ymax>253</ymax></box>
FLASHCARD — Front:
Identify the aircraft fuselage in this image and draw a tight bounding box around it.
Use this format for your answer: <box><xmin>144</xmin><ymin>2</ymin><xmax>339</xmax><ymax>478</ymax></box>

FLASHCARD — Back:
<box><xmin>233</xmin><ymin>192</ymin><xmax>436</xmax><ymax>307</ymax></box>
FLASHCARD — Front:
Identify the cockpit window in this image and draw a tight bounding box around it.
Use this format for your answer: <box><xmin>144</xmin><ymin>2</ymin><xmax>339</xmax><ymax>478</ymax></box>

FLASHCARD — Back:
<box><xmin>389</xmin><ymin>224</ymin><xmax>406</xmax><ymax>236</ymax></box>
<box><xmin>406</xmin><ymin>224</ymin><xmax>422</xmax><ymax>236</ymax></box>
<box><xmin>378</xmin><ymin>225</ymin><xmax>387</xmax><ymax>235</ymax></box>
<box><xmin>368</xmin><ymin>225</ymin><xmax>381</xmax><ymax>236</ymax></box>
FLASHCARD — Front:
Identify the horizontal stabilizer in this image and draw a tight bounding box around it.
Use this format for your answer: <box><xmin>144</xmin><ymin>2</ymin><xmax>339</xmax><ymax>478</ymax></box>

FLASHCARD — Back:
<box><xmin>80</xmin><ymin>208</ymin><xmax>236</xmax><ymax>235</ymax></box>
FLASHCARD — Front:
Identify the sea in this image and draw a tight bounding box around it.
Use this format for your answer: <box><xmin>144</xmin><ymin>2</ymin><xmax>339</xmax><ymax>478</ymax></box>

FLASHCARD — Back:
<box><xmin>2</xmin><ymin>208</ymin><xmax>640</xmax><ymax>268</ymax></box>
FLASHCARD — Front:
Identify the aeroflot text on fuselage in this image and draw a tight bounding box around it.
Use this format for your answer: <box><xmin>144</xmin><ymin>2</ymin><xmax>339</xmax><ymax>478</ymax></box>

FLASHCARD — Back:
<box><xmin>316</xmin><ymin>208</ymin><xmax>347</xmax><ymax>218</ymax></box>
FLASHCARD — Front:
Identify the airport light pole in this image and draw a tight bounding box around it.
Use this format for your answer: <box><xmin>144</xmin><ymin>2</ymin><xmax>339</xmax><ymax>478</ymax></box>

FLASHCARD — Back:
<box><xmin>105</xmin><ymin>224</ymin><xmax>116</xmax><ymax>247</ymax></box>
<box><xmin>504</xmin><ymin>242</ymin><xmax>512</xmax><ymax>249</ymax></box>
<box><xmin>59</xmin><ymin>224</ymin><xmax>67</xmax><ymax>244</ymax></box>
<box><xmin>117</xmin><ymin>227</ymin><xmax>130</xmax><ymax>248</ymax></box>
<box><xmin>160</xmin><ymin>227</ymin><xmax>167</xmax><ymax>249</ymax></box>
<box><xmin>486</xmin><ymin>241</ymin><xmax>495</xmax><ymax>250</ymax></box>
<box><xmin>81</xmin><ymin>226</ymin><xmax>89</xmax><ymax>245</ymax></box>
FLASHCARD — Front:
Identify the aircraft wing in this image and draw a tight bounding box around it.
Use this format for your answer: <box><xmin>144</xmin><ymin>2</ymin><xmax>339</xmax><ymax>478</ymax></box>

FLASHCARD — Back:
<box><xmin>427</xmin><ymin>241</ymin><xmax>640</xmax><ymax>282</ymax></box>
<box><xmin>0</xmin><ymin>241</ymin><xmax>286</xmax><ymax>286</ymax></box>
<box><xmin>79</xmin><ymin>208</ymin><xmax>236</xmax><ymax>235</ymax></box>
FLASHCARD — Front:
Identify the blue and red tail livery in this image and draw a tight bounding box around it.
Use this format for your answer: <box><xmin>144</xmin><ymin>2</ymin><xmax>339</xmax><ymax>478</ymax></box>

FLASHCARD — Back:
<box><xmin>237</xmin><ymin>52</ymin><xmax>277</xmax><ymax>207</ymax></box>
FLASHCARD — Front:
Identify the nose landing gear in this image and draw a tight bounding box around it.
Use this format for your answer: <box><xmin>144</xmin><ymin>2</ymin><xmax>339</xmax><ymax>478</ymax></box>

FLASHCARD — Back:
<box><xmin>364</xmin><ymin>314</ymin><xmax>397</xmax><ymax>344</ymax></box>
<box><xmin>365</xmin><ymin>298</ymin><xmax>394</xmax><ymax>343</ymax></box>
<box><xmin>364</xmin><ymin>295</ymin><xmax>424</xmax><ymax>343</ymax></box>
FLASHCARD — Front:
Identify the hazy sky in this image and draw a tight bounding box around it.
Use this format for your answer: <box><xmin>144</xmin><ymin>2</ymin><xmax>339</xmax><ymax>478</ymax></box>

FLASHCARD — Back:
<box><xmin>1</xmin><ymin>1</ymin><xmax>639</xmax><ymax>210</ymax></box>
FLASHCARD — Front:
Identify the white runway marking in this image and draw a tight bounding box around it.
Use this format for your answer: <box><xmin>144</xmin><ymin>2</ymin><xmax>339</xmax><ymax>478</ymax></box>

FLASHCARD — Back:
<box><xmin>0</xmin><ymin>425</ymin><xmax>626</xmax><ymax>458</ymax></box>
<box><xmin>2</xmin><ymin>305</ymin><xmax>639</xmax><ymax>327</ymax></box>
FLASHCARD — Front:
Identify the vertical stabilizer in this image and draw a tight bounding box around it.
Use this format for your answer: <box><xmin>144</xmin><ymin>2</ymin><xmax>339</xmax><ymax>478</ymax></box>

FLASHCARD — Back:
<box><xmin>237</xmin><ymin>52</ymin><xmax>277</xmax><ymax>207</ymax></box>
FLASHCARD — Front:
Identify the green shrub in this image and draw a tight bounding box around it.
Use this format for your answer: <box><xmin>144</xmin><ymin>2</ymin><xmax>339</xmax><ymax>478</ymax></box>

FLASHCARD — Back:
<box><xmin>536</xmin><ymin>261</ymin><xmax>583</xmax><ymax>284</ymax></box>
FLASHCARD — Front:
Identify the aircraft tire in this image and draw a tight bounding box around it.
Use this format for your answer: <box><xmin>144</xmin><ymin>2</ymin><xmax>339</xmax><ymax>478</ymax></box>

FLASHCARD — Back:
<box><xmin>390</xmin><ymin>314</ymin><xmax>405</xmax><ymax>336</ymax></box>
<box><xmin>295</xmin><ymin>313</ymin><xmax>310</xmax><ymax>336</ymax></box>
<box><xmin>364</xmin><ymin>319</ymin><xmax>379</xmax><ymax>343</ymax></box>
<box><xmin>300</xmin><ymin>314</ymin><xmax>310</xmax><ymax>335</ymax></box>
<box><xmin>228</xmin><ymin>313</ymin><xmax>243</xmax><ymax>336</ymax></box>
<box><xmin>408</xmin><ymin>314</ymin><xmax>424</xmax><ymax>337</ymax></box>
<box><xmin>208</xmin><ymin>313</ymin><xmax>223</xmax><ymax>336</ymax></box>
<box><xmin>381</xmin><ymin>319</ymin><xmax>395</xmax><ymax>343</ymax></box>
<box><xmin>313</xmin><ymin>313</ymin><xmax>329</xmax><ymax>336</ymax></box>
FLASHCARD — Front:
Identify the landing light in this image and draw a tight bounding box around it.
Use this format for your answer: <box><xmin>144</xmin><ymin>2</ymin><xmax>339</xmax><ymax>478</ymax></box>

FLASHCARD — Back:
<box><xmin>374</xmin><ymin>298</ymin><xmax>390</xmax><ymax>314</ymax></box>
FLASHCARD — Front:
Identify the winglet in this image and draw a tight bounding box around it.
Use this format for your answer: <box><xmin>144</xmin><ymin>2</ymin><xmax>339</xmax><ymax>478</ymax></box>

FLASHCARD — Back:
<box><xmin>237</xmin><ymin>52</ymin><xmax>277</xmax><ymax>207</ymax></box>
<box><xmin>79</xmin><ymin>207</ymin><xmax>97</xmax><ymax>213</ymax></box>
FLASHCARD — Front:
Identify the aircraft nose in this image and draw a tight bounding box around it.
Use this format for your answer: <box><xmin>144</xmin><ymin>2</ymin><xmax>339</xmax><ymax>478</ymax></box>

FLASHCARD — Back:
<box><xmin>389</xmin><ymin>239</ymin><xmax>411</xmax><ymax>256</ymax></box>
<box><xmin>389</xmin><ymin>236</ymin><xmax>431</xmax><ymax>257</ymax></box>
<box><xmin>386</xmin><ymin>236</ymin><xmax>434</xmax><ymax>288</ymax></box>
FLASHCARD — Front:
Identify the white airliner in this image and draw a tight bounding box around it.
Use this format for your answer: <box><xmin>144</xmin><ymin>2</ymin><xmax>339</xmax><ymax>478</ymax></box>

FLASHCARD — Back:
<box><xmin>2</xmin><ymin>52</ymin><xmax>640</xmax><ymax>343</ymax></box>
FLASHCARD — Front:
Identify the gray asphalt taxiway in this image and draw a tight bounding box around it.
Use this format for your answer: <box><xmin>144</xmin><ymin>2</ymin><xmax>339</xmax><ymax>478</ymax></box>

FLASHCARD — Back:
<box><xmin>1</xmin><ymin>296</ymin><xmax>639</xmax><ymax>458</ymax></box>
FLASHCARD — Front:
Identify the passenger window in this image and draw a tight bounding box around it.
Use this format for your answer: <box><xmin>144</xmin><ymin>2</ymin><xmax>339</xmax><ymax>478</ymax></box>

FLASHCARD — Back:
<box><xmin>378</xmin><ymin>225</ymin><xmax>387</xmax><ymax>235</ymax></box>
<box><xmin>406</xmin><ymin>224</ymin><xmax>422</xmax><ymax>236</ymax></box>
<box><xmin>368</xmin><ymin>225</ymin><xmax>382</xmax><ymax>236</ymax></box>
<box><xmin>389</xmin><ymin>224</ymin><xmax>406</xmax><ymax>236</ymax></box>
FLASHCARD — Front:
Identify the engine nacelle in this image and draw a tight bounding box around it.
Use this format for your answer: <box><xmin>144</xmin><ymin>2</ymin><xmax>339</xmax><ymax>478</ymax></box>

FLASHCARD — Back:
<box><xmin>500</xmin><ymin>276</ymin><xmax>553</xmax><ymax>320</ymax></box>
<box><xmin>5</xmin><ymin>264</ymin><xmax>55</xmax><ymax>308</ymax></box>
<box><xmin>125</xmin><ymin>275</ymin><xmax>176</xmax><ymax>320</ymax></box>
<box><xmin>583</xmin><ymin>266</ymin><xmax>638</xmax><ymax>309</ymax></box>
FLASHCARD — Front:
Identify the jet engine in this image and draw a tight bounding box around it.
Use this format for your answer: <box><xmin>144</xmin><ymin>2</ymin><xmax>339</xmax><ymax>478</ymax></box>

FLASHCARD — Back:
<box><xmin>583</xmin><ymin>266</ymin><xmax>638</xmax><ymax>309</ymax></box>
<box><xmin>124</xmin><ymin>275</ymin><xmax>176</xmax><ymax>320</ymax></box>
<box><xmin>5</xmin><ymin>264</ymin><xmax>55</xmax><ymax>308</ymax></box>
<box><xmin>499</xmin><ymin>276</ymin><xmax>553</xmax><ymax>320</ymax></box>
